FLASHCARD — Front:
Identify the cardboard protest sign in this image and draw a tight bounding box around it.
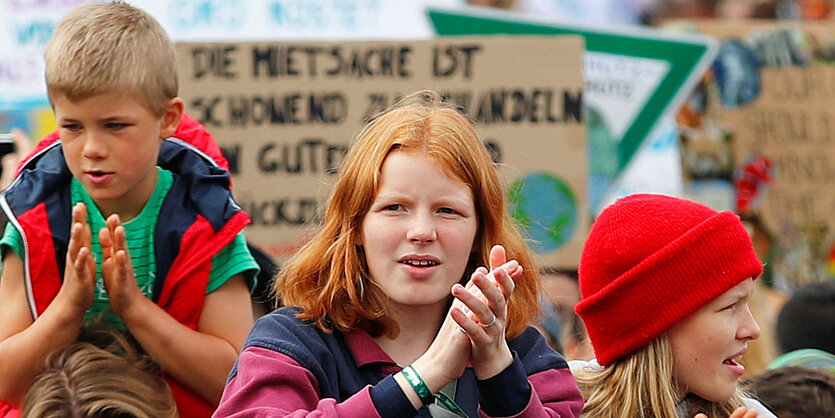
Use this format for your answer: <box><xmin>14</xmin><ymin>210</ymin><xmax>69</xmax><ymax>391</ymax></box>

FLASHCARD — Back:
<box><xmin>682</xmin><ymin>20</ymin><xmax>835</xmax><ymax>282</ymax></box>
<box><xmin>177</xmin><ymin>36</ymin><xmax>588</xmax><ymax>269</ymax></box>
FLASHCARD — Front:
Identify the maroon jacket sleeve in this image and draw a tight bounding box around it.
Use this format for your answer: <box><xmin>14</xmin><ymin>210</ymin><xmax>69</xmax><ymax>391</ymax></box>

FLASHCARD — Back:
<box><xmin>520</xmin><ymin>367</ymin><xmax>584</xmax><ymax>417</ymax></box>
<box><xmin>213</xmin><ymin>347</ymin><xmax>382</xmax><ymax>418</ymax></box>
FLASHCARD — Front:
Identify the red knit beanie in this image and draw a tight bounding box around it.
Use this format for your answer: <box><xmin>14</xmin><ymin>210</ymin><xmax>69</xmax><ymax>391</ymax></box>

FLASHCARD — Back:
<box><xmin>575</xmin><ymin>194</ymin><xmax>763</xmax><ymax>366</ymax></box>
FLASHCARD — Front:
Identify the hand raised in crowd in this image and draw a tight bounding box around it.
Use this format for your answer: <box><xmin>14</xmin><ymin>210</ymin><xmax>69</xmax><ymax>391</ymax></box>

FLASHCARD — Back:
<box><xmin>452</xmin><ymin>244</ymin><xmax>521</xmax><ymax>379</ymax></box>
<box><xmin>57</xmin><ymin>203</ymin><xmax>96</xmax><ymax>314</ymax></box>
<box><xmin>99</xmin><ymin>214</ymin><xmax>144</xmax><ymax>319</ymax></box>
<box><xmin>695</xmin><ymin>406</ymin><xmax>761</xmax><ymax>418</ymax></box>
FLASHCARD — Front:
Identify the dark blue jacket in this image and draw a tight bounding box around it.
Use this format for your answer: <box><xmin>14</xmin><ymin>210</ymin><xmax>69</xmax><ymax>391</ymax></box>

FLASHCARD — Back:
<box><xmin>215</xmin><ymin>306</ymin><xmax>584</xmax><ymax>417</ymax></box>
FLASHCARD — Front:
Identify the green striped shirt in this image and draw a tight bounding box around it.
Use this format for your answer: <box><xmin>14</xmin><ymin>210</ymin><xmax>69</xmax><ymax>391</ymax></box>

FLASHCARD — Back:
<box><xmin>1</xmin><ymin>167</ymin><xmax>258</xmax><ymax>328</ymax></box>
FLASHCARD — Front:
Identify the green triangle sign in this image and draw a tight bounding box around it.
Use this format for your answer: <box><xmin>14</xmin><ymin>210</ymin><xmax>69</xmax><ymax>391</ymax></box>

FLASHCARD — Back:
<box><xmin>428</xmin><ymin>7</ymin><xmax>718</xmax><ymax>173</ymax></box>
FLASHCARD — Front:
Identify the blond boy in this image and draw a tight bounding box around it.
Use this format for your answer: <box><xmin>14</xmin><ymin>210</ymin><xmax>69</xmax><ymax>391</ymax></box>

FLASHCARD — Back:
<box><xmin>0</xmin><ymin>3</ymin><xmax>257</xmax><ymax>416</ymax></box>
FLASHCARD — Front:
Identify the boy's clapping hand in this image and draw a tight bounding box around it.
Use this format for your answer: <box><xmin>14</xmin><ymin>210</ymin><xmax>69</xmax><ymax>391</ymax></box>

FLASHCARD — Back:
<box><xmin>99</xmin><ymin>214</ymin><xmax>143</xmax><ymax>319</ymax></box>
<box><xmin>59</xmin><ymin>203</ymin><xmax>96</xmax><ymax>313</ymax></box>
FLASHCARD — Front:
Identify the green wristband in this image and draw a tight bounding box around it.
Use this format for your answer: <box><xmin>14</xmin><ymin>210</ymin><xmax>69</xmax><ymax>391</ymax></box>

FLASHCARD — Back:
<box><xmin>401</xmin><ymin>365</ymin><xmax>434</xmax><ymax>406</ymax></box>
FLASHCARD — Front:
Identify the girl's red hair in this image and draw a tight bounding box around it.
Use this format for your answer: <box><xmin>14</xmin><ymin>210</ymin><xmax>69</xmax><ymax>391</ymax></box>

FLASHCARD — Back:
<box><xmin>276</xmin><ymin>90</ymin><xmax>540</xmax><ymax>339</ymax></box>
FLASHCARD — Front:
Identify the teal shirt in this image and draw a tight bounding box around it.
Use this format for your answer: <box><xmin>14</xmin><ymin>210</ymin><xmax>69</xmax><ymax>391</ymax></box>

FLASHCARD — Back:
<box><xmin>1</xmin><ymin>167</ymin><xmax>258</xmax><ymax>328</ymax></box>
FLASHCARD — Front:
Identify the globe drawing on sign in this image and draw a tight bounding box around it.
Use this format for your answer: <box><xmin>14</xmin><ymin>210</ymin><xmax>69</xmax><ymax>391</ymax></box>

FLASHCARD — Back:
<box><xmin>509</xmin><ymin>172</ymin><xmax>578</xmax><ymax>253</ymax></box>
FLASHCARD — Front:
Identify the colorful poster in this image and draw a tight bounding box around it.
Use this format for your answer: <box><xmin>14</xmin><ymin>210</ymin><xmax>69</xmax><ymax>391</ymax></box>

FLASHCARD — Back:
<box><xmin>680</xmin><ymin>20</ymin><xmax>835</xmax><ymax>284</ymax></box>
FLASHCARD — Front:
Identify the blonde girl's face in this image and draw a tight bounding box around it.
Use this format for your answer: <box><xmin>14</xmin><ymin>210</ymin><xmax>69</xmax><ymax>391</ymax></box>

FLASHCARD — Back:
<box><xmin>668</xmin><ymin>278</ymin><xmax>761</xmax><ymax>402</ymax></box>
<box><xmin>360</xmin><ymin>150</ymin><xmax>478</xmax><ymax>314</ymax></box>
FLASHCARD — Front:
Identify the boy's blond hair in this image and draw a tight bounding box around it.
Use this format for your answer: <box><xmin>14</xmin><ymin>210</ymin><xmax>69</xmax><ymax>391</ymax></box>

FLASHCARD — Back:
<box><xmin>44</xmin><ymin>1</ymin><xmax>177</xmax><ymax>116</ymax></box>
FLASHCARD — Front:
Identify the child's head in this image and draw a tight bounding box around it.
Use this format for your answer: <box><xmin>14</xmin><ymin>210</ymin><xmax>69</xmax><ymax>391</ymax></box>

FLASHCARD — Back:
<box><xmin>574</xmin><ymin>194</ymin><xmax>763</xmax><ymax>412</ymax></box>
<box><xmin>776</xmin><ymin>280</ymin><xmax>835</xmax><ymax>356</ymax></box>
<box><xmin>742</xmin><ymin>366</ymin><xmax>835</xmax><ymax>418</ymax></box>
<box><xmin>44</xmin><ymin>1</ymin><xmax>177</xmax><ymax>116</ymax></box>
<box><xmin>278</xmin><ymin>90</ymin><xmax>539</xmax><ymax>338</ymax></box>
<box><xmin>21</xmin><ymin>331</ymin><xmax>177</xmax><ymax>418</ymax></box>
<box><xmin>44</xmin><ymin>3</ymin><xmax>183</xmax><ymax>218</ymax></box>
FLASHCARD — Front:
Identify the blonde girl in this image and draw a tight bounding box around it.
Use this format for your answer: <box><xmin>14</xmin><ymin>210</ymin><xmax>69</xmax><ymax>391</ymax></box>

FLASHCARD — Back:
<box><xmin>572</xmin><ymin>194</ymin><xmax>777</xmax><ymax>418</ymax></box>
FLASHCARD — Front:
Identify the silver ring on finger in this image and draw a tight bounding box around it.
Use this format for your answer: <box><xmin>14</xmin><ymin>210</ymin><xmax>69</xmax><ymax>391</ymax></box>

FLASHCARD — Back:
<box><xmin>482</xmin><ymin>313</ymin><xmax>497</xmax><ymax>328</ymax></box>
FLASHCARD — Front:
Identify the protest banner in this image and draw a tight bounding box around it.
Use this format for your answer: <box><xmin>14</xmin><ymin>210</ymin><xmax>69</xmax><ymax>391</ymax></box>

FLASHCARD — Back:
<box><xmin>178</xmin><ymin>36</ymin><xmax>588</xmax><ymax>269</ymax></box>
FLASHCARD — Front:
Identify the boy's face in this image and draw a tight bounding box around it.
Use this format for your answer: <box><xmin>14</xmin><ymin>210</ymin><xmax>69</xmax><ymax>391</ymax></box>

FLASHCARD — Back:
<box><xmin>53</xmin><ymin>92</ymin><xmax>182</xmax><ymax>219</ymax></box>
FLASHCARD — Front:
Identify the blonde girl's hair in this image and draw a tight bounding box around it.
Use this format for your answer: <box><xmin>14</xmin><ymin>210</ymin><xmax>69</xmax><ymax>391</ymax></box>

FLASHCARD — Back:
<box><xmin>276</xmin><ymin>90</ymin><xmax>540</xmax><ymax>339</ymax></box>
<box><xmin>574</xmin><ymin>334</ymin><xmax>748</xmax><ymax>418</ymax></box>
<box><xmin>21</xmin><ymin>329</ymin><xmax>177</xmax><ymax>418</ymax></box>
<box><xmin>44</xmin><ymin>1</ymin><xmax>177</xmax><ymax>116</ymax></box>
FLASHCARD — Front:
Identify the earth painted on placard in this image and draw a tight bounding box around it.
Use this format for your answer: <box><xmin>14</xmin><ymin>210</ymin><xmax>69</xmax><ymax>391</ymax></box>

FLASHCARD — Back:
<box><xmin>509</xmin><ymin>172</ymin><xmax>578</xmax><ymax>253</ymax></box>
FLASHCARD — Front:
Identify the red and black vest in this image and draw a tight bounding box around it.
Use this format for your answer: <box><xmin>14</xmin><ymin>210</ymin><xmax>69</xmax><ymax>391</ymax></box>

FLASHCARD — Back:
<box><xmin>0</xmin><ymin>115</ymin><xmax>249</xmax><ymax>418</ymax></box>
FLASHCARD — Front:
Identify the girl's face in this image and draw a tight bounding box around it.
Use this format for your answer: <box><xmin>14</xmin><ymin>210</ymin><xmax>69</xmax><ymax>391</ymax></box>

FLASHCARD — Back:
<box><xmin>360</xmin><ymin>151</ymin><xmax>478</xmax><ymax>313</ymax></box>
<box><xmin>669</xmin><ymin>278</ymin><xmax>760</xmax><ymax>402</ymax></box>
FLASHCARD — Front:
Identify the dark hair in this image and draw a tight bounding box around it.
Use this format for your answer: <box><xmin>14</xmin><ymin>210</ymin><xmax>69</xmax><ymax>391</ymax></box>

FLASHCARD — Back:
<box><xmin>742</xmin><ymin>366</ymin><xmax>835</xmax><ymax>418</ymax></box>
<box><xmin>248</xmin><ymin>243</ymin><xmax>280</xmax><ymax>310</ymax></box>
<box><xmin>776</xmin><ymin>280</ymin><xmax>835</xmax><ymax>355</ymax></box>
